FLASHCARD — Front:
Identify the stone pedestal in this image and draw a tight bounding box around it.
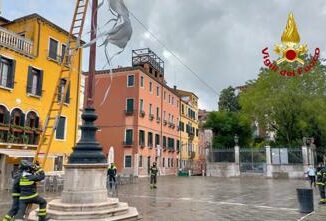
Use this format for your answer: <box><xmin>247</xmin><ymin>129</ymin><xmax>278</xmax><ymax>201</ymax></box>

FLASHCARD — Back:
<box><xmin>62</xmin><ymin>164</ymin><xmax>108</xmax><ymax>204</ymax></box>
<box><xmin>29</xmin><ymin>164</ymin><xmax>138</xmax><ymax>221</ymax></box>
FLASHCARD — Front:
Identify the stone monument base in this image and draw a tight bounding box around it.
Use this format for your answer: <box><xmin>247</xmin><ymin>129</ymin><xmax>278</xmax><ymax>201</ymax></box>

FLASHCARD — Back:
<box><xmin>29</xmin><ymin>164</ymin><xmax>138</xmax><ymax>220</ymax></box>
<box><xmin>28</xmin><ymin>198</ymin><xmax>139</xmax><ymax>221</ymax></box>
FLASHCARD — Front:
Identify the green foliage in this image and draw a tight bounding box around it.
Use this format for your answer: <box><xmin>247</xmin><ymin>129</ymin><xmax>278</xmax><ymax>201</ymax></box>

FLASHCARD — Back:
<box><xmin>218</xmin><ymin>86</ymin><xmax>240</xmax><ymax>112</ymax></box>
<box><xmin>204</xmin><ymin>111</ymin><xmax>252</xmax><ymax>149</ymax></box>
<box><xmin>239</xmin><ymin>55</ymin><xmax>326</xmax><ymax>148</ymax></box>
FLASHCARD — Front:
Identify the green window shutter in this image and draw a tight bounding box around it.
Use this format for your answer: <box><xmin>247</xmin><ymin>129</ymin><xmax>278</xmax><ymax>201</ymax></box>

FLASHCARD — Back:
<box><xmin>127</xmin><ymin>99</ymin><xmax>134</xmax><ymax>112</ymax></box>
<box><xmin>4</xmin><ymin>108</ymin><xmax>10</xmax><ymax>124</ymax></box>
<box><xmin>35</xmin><ymin>116</ymin><xmax>40</xmax><ymax>129</ymax></box>
<box><xmin>37</xmin><ymin>70</ymin><xmax>43</xmax><ymax>96</ymax></box>
<box><xmin>126</xmin><ymin>129</ymin><xmax>133</xmax><ymax>144</ymax></box>
<box><xmin>20</xmin><ymin>113</ymin><xmax>25</xmax><ymax>126</ymax></box>
<box><xmin>56</xmin><ymin>117</ymin><xmax>66</xmax><ymax>139</ymax></box>
<box><xmin>26</xmin><ymin>66</ymin><xmax>33</xmax><ymax>93</ymax></box>
<box><xmin>65</xmin><ymin>83</ymin><xmax>70</xmax><ymax>103</ymax></box>
<box><xmin>7</xmin><ymin>59</ymin><xmax>16</xmax><ymax>88</ymax></box>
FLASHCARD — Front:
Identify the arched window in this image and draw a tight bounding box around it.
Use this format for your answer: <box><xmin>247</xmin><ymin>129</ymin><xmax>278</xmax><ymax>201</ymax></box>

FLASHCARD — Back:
<box><xmin>26</xmin><ymin>111</ymin><xmax>39</xmax><ymax>128</ymax></box>
<box><xmin>0</xmin><ymin>105</ymin><xmax>9</xmax><ymax>124</ymax></box>
<box><xmin>11</xmin><ymin>108</ymin><xmax>24</xmax><ymax>126</ymax></box>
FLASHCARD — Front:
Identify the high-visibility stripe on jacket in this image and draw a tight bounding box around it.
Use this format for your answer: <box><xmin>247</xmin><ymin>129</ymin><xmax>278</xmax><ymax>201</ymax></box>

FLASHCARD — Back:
<box><xmin>19</xmin><ymin>168</ymin><xmax>45</xmax><ymax>200</ymax></box>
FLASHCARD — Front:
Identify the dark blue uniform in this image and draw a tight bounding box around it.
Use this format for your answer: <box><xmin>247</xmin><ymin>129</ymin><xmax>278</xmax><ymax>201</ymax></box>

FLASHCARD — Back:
<box><xmin>2</xmin><ymin>172</ymin><xmax>21</xmax><ymax>221</ymax></box>
<box><xmin>317</xmin><ymin>166</ymin><xmax>326</xmax><ymax>204</ymax></box>
<box><xmin>107</xmin><ymin>165</ymin><xmax>117</xmax><ymax>189</ymax></box>
<box><xmin>15</xmin><ymin>167</ymin><xmax>47</xmax><ymax>221</ymax></box>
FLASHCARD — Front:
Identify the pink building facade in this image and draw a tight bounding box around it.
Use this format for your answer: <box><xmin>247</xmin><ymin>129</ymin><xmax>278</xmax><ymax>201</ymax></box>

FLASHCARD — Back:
<box><xmin>85</xmin><ymin>49</ymin><xmax>180</xmax><ymax>176</ymax></box>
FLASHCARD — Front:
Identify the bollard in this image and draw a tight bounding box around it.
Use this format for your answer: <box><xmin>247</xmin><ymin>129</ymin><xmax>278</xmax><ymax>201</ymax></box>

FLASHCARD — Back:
<box><xmin>297</xmin><ymin>188</ymin><xmax>314</xmax><ymax>213</ymax></box>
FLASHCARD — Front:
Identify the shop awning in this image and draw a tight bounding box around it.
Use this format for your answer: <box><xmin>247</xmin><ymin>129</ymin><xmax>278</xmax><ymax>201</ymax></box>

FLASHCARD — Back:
<box><xmin>0</xmin><ymin>149</ymin><xmax>54</xmax><ymax>158</ymax></box>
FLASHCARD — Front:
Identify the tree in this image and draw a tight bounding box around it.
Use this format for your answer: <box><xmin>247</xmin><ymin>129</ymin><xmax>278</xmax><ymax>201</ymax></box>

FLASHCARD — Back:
<box><xmin>239</xmin><ymin>55</ymin><xmax>326</xmax><ymax>148</ymax></box>
<box><xmin>218</xmin><ymin>86</ymin><xmax>240</xmax><ymax>112</ymax></box>
<box><xmin>204</xmin><ymin>111</ymin><xmax>252</xmax><ymax>149</ymax></box>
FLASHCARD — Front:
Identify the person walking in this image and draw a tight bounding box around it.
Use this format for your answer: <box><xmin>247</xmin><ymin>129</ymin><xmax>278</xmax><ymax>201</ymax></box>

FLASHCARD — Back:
<box><xmin>107</xmin><ymin>163</ymin><xmax>117</xmax><ymax>190</ymax></box>
<box><xmin>2</xmin><ymin>166</ymin><xmax>22</xmax><ymax>221</ymax></box>
<box><xmin>306</xmin><ymin>165</ymin><xmax>316</xmax><ymax>188</ymax></box>
<box><xmin>14</xmin><ymin>160</ymin><xmax>47</xmax><ymax>221</ymax></box>
<box><xmin>150</xmin><ymin>162</ymin><xmax>159</xmax><ymax>189</ymax></box>
<box><xmin>316</xmin><ymin>163</ymin><xmax>326</xmax><ymax>204</ymax></box>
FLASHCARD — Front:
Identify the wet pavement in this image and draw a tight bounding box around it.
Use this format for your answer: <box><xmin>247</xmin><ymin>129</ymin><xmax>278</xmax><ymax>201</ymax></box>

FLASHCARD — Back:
<box><xmin>1</xmin><ymin>176</ymin><xmax>326</xmax><ymax>221</ymax></box>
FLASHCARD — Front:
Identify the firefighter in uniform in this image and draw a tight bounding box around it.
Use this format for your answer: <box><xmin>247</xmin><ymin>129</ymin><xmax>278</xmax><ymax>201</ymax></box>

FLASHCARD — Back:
<box><xmin>2</xmin><ymin>166</ymin><xmax>22</xmax><ymax>221</ymax></box>
<box><xmin>316</xmin><ymin>163</ymin><xmax>326</xmax><ymax>204</ymax></box>
<box><xmin>150</xmin><ymin>162</ymin><xmax>159</xmax><ymax>188</ymax></box>
<box><xmin>107</xmin><ymin>163</ymin><xmax>117</xmax><ymax>189</ymax></box>
<box><xmin>15</xmin><ymin>160</ymin><xmax>47</xmax><ymax>221</ymax></box>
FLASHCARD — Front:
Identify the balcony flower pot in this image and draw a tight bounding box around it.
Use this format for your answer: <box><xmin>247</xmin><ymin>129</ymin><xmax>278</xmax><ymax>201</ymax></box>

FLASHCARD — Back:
<box><xmin>0</xmin><ymin>123</ymin><xmax>9</xmax><ymax>131</ymax></box>
<box><xmin>10</xmin><ymin>125</ymin><xmax>24</xmax><ymax>133</ymax></box>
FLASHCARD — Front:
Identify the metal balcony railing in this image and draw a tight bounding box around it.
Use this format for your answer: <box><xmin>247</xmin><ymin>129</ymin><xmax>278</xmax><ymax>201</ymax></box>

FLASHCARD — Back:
<box><xmin>0</xmin><ymin>27</ymin><xmax>34</xmax><ymax>57</ymax></box>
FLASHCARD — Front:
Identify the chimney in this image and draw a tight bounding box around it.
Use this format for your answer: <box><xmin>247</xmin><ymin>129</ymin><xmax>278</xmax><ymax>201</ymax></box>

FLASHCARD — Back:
<box><xmin>173</xmin><ymin>85</ymin><xmax>177</xmax><ymax>90</ymax></box>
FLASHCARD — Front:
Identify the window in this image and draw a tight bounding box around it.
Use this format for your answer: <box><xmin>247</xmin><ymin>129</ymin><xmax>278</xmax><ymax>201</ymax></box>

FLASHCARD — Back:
<box><xmin>139</xmin><ymin>130</ymin><xmax>145</xmax><ymax>146</ymax></box>
<box><xmin>168</xmin><ymin>138</ymin><xmax>175</xmax><ymax>149</ymax></box>
<box><xmin>140</xmin><ymin>76</ymin><xmax>144</xmax><ymax>88</ymax></box>
<box><xmin>139</xmin><ymin>99</ymin><xmax>144</xmax><ymax>112</ymax></box>
<box><xmin>196</xmin><ymin>129</ymin><xmax>199</xmax><ymax>137</ymax></box>
<box><xmin>0</xmin><ymin>105</ymin><xmax>9</xmax><ymax>124</ymax></box>
<box><xmin>61</xmin><ymin>44</ymin><xmax>67</xmax><ymax>62</ymax></box>
<box><xmin>168</xmin><ymin>158</ymin><xmax>170</xmax><ymax>167</ymax></box>
<box><xmin>125</xmin><ymin>129</ymin><xmax>133</xmax><ymax>145</ymax></box>
<box><xmin>180</xmin><ymin>122</ymin><xmax>185</xmax><ymax>131</ymax></box>
<box><xmin>164</xmin><ymin>91</ymin><xmax>166</xmax><ymax>100</ymax></box>
<box><xmin>148</xmin><ymin>132</ymin><xmax>153</xmax><ymax>147</ymax></box>
<box><xmin>56</xmin><ymin>116</ymin><xmax>66</xmax><ymax>140</ymax></box>
<box><xmin>171</xmin><ymin>115</ymin><xmax>174</xmax><ymax>124</ymax></box>
<box><xmin>49</xmin><ymin>38</ymin><xmax>58</xmax><ymax>60</ymax></box>
<box><xmin>126</xmin><ymin>98</ymin><xmax>134</xmax><ymax>113</ymax></box>
<box><xmin>57</xmin><ymin>79</ymin><xmax>70</xmax><ymax>103</ymax></box>
<box><xmin>27</xmin><ymin>66</ymin><xmax>43</xmax><ymax>96</ymax></box>
<box><xmin>156</xmin><ymin>86</ymin><xmax>160</xmax><ymax>96</ymax></box>
<box><xmin>177</xmin><ymin>140</ymin><xmax>180</xmax><ymax>150</ymax></box>
<box><xmin>163</xmin><ymin>111</ymin><xmax>166</xmax><ymax>121</ymax></box>
<box><xmin>11</xmin><ymin>108</ymin><xmax>23</xmax><ymax>126</ymax></box>
<box><xmin>168</xmin><ymin>114</ymin><xmax>171</xmax><ymax>122</ymax></box>
<box><xmin>155</xmin><ymin>134</ymin><xmax>160</xmax><ymax>147</ymax></box>
<box><xmin>182</xmin><ymin>104</ymin><xmax>185</xmax><ymax>114</ymax></box>
<box><xmin>54</xmin><ymin>156</ymin><xmax>63</xmax><ymax>171</ymax></box>
<box><xmin>172</xmin><ymin>97</ymin><xmax>174</xmax><ymax>105</ymax></box>
<box><xmin>26</xmin><ymin>111</ymin><xmax>39</xmax><ymax>128</ymax></box>
<box><xmin>171</xmin><ymin>158</ymin><xmax>174</xmax><ymax>167</ymax></box>
<box><xmin>168</xmin><ymin>94</ymin><xmax>171</xmax><ymax>103</ymax></box>
<box><xmin>0</xmin><ymin>57</ymin><xmax>15</xmax><ymax>89</ymax></box>
<box><xmin>127</xmin><ymin>75</ymin><xmax>135</xmax><ymax>87</ymax></box>
<box><xmin>149</xmin><ymin>104</ymin><xmax>152</xmax><ymax>115</ymax></box>
<box><xmin>149</xmin><ymin>82</ymin><xmax>152</xmax><ymax>93</ymax></box>
<box><xmin>124</xmin><ymin>155</ymin><xmax>132</xmax><ymax>168</ymax></box>
<box><xmin>156</xmin><ymin>107</ymin><xmax>160</xmax><ymax>119</ymax></box>
<box><xmin>139</xmin><ymin>155</ymin><xmax>143</xmax><ymax>167</ymax></box>
<box><xmin>163</xmin><ymin>157</ymin><xmax>165</xmax><ymax>167</ymax></box>
<box><xmin>163</xmin><ymin>136</ymin><xmax>166</xmax><ymax>147</ymax></box>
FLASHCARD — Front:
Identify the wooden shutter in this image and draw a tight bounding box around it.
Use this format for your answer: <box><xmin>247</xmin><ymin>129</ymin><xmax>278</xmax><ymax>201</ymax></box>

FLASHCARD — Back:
<box><xmin>126</xmin><ymin>129</ymin><xmax>132</xmax><ymax>144</ymax></box>
<box><xmin>26</xmin><ymin>66</ymin><xmax>33</xmax><ymax>93</ymax></box>
<box><xmin>20</xmin><ymin>112</ymin><xmax>25</xmax><ymax>126</ymax></box>
<box><xmin>127</xmin><ymin>99</ymin><xmax>133</xmax><ymax>112</ymax></box>
<box><xmin>7</xmin><ymin>59</ymin><xmax>16</xmax><ymax>88</ymax></box>
<box><xmin>37</xmin><ymin>70</ymin><xmax>43</xmax><ymax>96</ymax></box>
<box><xmin>4</xmin><ymin>108</ymin><xmax>10</xmax><ymax>124</ymax></box>
<box><xmin>56</xmin><ymin>117</ymin><xmax>66</xmax><ymax>139</ymax></box>
<box><xmin>35</xmin><ymin>116</ymin><xmax>39</xmax><ymax>129</ymax></box>
<box><xmin>65</xmin><ymin>83</ymin><xmax>70</xmax><ymax>103</ymax></box>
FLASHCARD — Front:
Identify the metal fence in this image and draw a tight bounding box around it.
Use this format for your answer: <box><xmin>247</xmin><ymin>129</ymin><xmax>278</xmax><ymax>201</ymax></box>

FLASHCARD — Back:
<box><xmin>209</xmin><ymin>149</ymin><xmax>235</xmax><ymax>163</ymax></box>
<box><xmin>271</xmin><ymin>148</ymin><xmax>303</xmax><ymax>164</ymax></box>
<box><xmin>240</xmin><ymin>148</ymin><xmax>266</xmax><ymax>173</ymax></box>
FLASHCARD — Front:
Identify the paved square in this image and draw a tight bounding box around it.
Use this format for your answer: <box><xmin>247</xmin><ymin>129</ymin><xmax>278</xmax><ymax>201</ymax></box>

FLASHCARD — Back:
<box><xmin>1</xmin><ymin>176</ymin><xmax>326</xmax><ymax>220</ymax></box>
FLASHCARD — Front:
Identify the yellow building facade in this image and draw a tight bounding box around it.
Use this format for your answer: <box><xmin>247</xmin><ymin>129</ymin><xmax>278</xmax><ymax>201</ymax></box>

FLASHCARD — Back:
<box><xmin>0</xmin><ymin>14</ymin><xmax>82</xmax><ymax>189</ymax></box>
<box><xmin>176</xmin><ymin>89</ymin><xmax>200</xmax><ymax>174</ymax></box>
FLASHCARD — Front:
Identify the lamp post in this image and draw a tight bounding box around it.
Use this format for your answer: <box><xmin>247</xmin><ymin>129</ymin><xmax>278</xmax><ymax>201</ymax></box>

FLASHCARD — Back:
<box><xmin>68</xmin><ymin>0</ymin><xmax>106</xmax><ymax>164</ymax></box>
<box><xmin>234</xmin><ymin>134</ymin><xmax>239</xmax><ymax>146</ymax></box>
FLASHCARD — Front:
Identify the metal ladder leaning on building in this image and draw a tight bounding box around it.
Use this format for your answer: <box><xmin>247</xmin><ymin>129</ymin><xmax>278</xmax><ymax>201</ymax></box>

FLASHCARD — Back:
<box><xmin>34</xmin><ymin>0</ymin><xmax>89</xmax><ymax>167</ymax></box>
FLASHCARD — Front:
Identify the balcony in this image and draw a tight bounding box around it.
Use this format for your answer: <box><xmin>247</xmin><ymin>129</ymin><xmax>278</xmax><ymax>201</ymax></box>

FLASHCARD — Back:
<box><xmin>0</xmin><ymin>124</ymin><xmax>41</xmax><ymax>147</ymax></box>
<box><xmin>149</xmin><ymin>114</ymin><xmax>154</xmax><ymax>121</ymax></box>
<box><xmin>139</xmin><ymin>111</ymin><xmax>145</xmax><ymax>118</ymax></box>
<box><xmin>123</xmin><ymin>141</ymin><xmax>134</xmax><ymax>147</ymax></box>
<box><xmin>0</xmin><ymin>27</ymin><xmax>34</xmax><ymax>57</ymax></box>
<box><xmin>163</xmin><ymin>120</ymin><xmax>167</xmax><ymax>126</ymax></box>
<box><xmin>124</xmin><ymin>109</ymin><xmax>134</xmax><ymax>116</ymax></box>
<box><xmin>156</xmin><ymin>117</ymin><xmax>161</xmax><ymax>123</ymax></box>
<box><xmin>188</xmin><ymin>151</ymin><xmax>196</xmax><ymax>159</ymax></box>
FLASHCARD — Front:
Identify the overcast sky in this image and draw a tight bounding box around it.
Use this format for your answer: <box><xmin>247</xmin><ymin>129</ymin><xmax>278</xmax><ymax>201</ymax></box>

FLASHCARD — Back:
<box><xmin>3</xmin><ymin>0</ymin><xmax>326</xmax><ymax>110</ymax></box>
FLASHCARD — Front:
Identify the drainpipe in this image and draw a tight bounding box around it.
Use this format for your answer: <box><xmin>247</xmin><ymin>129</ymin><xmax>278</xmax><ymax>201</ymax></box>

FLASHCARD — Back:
<box><xmin>36</xmin><ymin>19</ymin><xmax>41</xmax><ymax>57</ymax></box>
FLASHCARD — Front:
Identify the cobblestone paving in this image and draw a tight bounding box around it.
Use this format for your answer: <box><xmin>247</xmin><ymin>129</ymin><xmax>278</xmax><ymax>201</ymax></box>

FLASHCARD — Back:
<box><xmin>1</xmin><ymin>176</ymin><xmax>326</xmax><ymax>220</ymax></box>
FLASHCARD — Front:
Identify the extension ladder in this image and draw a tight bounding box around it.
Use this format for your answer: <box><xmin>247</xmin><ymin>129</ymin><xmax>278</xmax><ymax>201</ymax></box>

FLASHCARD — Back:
<box><xmin>33</xmin><ymin>0</ymin><xmax>89</xmax><ymax>167</ymax></box>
